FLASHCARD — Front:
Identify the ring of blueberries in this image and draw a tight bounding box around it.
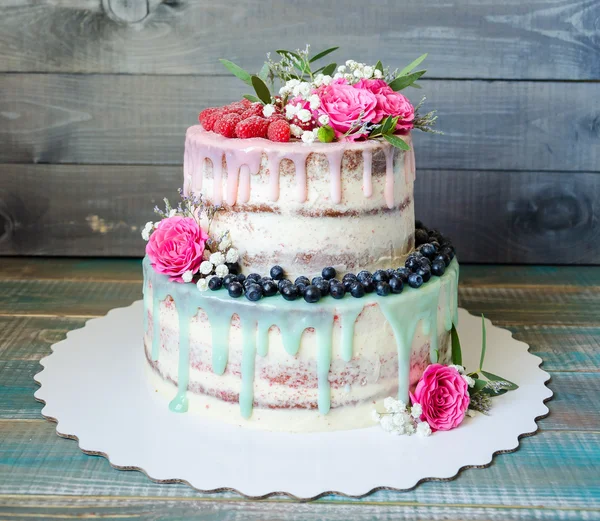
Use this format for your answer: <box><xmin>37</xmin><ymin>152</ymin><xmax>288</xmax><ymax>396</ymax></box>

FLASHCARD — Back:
<box><xmin>212</xmin><ymin>221</ymin><xmax>455</xmax><ymax>304</ymax></box>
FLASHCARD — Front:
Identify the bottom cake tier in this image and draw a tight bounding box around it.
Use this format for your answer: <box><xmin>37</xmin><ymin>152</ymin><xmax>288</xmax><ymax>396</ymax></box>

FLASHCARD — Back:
<box><xmin>142</xmin><ymin>257</ymin><xmax>459</xmax><ymax>432</ymax></box>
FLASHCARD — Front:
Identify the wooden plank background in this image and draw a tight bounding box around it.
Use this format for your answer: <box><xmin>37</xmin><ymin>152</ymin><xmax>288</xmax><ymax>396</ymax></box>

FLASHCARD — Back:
<box><xmin>0</xmin><ymin>0</ymin><xmax>599</xmax><ymax>262</ymax></box>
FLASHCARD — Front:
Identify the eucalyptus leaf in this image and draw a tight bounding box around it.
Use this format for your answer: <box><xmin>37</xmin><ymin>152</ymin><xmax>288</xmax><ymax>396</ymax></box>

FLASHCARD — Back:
<box><xmin>388</xmin><ymin>70</ymin><xmax>426</xmax><ymax>91</ymax></box>
<box><xmin>258</xmin><ymin>62</ymin><xmax>270</xmax><ymax>82</ymax></box>
<box><xmin>481</xmin><ymin>371</ymin><xmax>519</xmax><ymax>390</ymax></box>
<box><xmin>410</xmin><ymin>83</ymin><xmax>423</xmax><ymax>89</ymax></box>
<box><xmin>479</xmin><ymin>314</ymin><xmax>487</xmax><ymax>371</ymax></box>
<box><xmin>251</xmin><ymin>75</ymin><xmax>271</xmax><ymax>104</ymax></box>
<box><xmin>321</xmin><ymin>63</ymin><xmax>337</xmax><ymax>76</ymax></box>
<box><xmin>243</xmin><ymin>94</ymin><xmax>260</xmax><ymax>103</ymax></box>
<box><xmin>384</xmin><ymin>134</ymin><xmax>410</xmax><ymax>151</ymax></box>
<box><xmin>375</xmin><ymin>60</ymin><xmax>384</xmax><ymax>73</ymax></box>
<box><xmin>276</xmin><ymin>49</ymin><xmax>302</xmax><ymax>60</ymax></box>
<box><xmin>398</xmin><ymin>53</ymin><xmax>428</xmax><ymax>76</ymax></box>
<box><xmin>380</xmin><ymin>116</ymin><xmax>394</xmax><ymax>135</ymax></box>
<box><xmin>219</xmin><ymin>59</ymin><xmax>253</xmax><ymax>86</ymax></box>
<box><xmin>309</xmin><ymin>46</ymin><xmax>339</xmax><ymax>63</ymax></box>
<box><xmin>473</xmin><ymin>378</ymin><xmax>488</xmax><ymax>393</ymax></box>
<box><xmin>451</xmin><ymin>324</ymin><xmax>462</xmax><ymax>365</ymax></box>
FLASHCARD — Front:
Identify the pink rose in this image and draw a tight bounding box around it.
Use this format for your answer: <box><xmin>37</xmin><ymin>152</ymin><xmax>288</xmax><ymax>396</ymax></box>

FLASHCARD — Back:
<box><xmin>145</xmin><ymin>216</ymin><xmax>208</xmax><ymax>282</ymax></box>
<box><xmin>317</xmin><ymin>81</ymin><xmax>378</xmax><ymax>141</ymax></box>
<box><xmin>354</xmin><ymin>79</ymin><xmax>415</xmax><ymax>131</ymax></box>
<box><xmin>410</xmin><ymin>364</ymin><xmax>470</xmax><ymax>431</ymax></box>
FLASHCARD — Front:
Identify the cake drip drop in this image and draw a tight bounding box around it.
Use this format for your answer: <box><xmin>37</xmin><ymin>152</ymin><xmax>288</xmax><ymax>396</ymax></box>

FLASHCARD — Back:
<box><xmin>144</xmin><ymin>257</ymin><xmax>459</xmax><ymax>419</ymax></box>
<box><xmin>183</xmin><ymin>127</ymin><xmax>412</xmax><ymax>207</ymax></box>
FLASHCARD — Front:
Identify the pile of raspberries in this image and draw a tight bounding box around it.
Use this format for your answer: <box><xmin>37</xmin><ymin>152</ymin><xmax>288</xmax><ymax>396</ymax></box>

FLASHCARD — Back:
<box><xmin>199</xmin><ymin>99</ymin><xmax>290</xmax><ymax>142</ymax></box>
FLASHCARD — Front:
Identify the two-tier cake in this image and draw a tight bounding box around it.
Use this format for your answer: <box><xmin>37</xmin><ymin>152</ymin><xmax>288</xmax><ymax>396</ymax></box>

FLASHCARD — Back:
<box><xmin>141</xmin><ymin>48</ymin><xmax>459</xmax><ymax>433</ymax></box>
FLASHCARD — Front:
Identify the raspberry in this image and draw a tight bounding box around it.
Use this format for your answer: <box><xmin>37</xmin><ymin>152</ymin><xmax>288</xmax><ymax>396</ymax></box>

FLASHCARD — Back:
<box><xmin>267</xmin><ymin>113</ymin><xmax>285</xmax><ymax>123</ymax></box>
<box><xmin>214</xmin><ymin>113</ymin><xmax>242</xmax><ymax>138</ymax></box>
<box><xmin>198</xmin><ymin>107</ymin><xmax>223</xmax><ymax>131</ymax></box>
<box><xmin>235</xmin><ymin>116</ymin><xmax>269</xmax><ymax>139</ymax></box>
<box><xmin>267</xmin><ymin>119</ymin><xmax>291</xmax><ymax>142</ymax></box>
<box><xmin>240</xmin><ymin>103</ymin><xmax>265</xmax><ymax>119</ymax></box>
<box><xmin>226</xmin><ymin>99</ymin><xmax>252</xmax><ymax>114</ymax></box>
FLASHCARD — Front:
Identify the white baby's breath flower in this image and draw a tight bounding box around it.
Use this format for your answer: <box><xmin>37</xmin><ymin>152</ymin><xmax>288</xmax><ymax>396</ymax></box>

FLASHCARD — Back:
<box><xmin>353</xmin><ymin>69</ymin><xmax>363</xmax><ymax>78</ymax></box>
<box><xmin>383</xmin><ymin>396</ymin><xmax>407</xmax><ymax>414</ymax></box>
<box><xmin>308</xmin><ymin>94</ymin><xmax>320</xmax><ymax>110</ymax></box>
<box><xmin>298</xmin><ymin>82</ymin><xmax>311</xmax><ymax>97</ymax></box>
<box><xmin>199</xmin><ymin>260</ymin><xmax>213</xmax><ymax>275</ymax></box>
<box><xmin>416</xmin><ymin>421</ymin><xmax>432</xmax><ymax>437</ymax></box>
<box><xmin>344</xmin><ymin>73</ymin><xmax>354</xmax><ymax>82</ymax></box>
<box><xmin>286</xmin><ymin>79</ymin><xmax>300</xmax><ymax>89</ymax></box>
<box><xmin>279</xmin><ymin>85</ymin><xmax>290</xmax><ymax>96</ymax></box>
<box><xmin>374</xmin><ymin>69</ymin><xmax>383</xmax><ymax>79</ymax></box>
<box><xmin>371</xmin><ymin>410</ymin><xmax>381</xmax><ymax>423</ymax></box>
<box><xmin>262</xmin><ymin>104</ymin><xmax>275</xmax><ymax>118</ymax></box>
<box><xmin>379</xmin><ymin>415</ymin><xmax>395</xmax><ymax>433</ymax></box>
<box><xmin>363</xmin><ymin>66</ymin><xmax>374</xmax><ymax>78</ymax></box>
<box><xmin>141</xmin><ymin>221</ymin><xmax>154</xmax><ymax>241</ymax></box>
<box><xmin>196</xmin><ymin>278</ymin><xmax>209</xmax><ymax>292</ymax></box>
<box><xmin>462</xmin><ymin>374</ymin><xmax>476</xmax><ymax>387</ymax></box>
<box><xmin>301</xmin><ymin>130</ymin><xmax>315</xmax><ymax>144</ymax></box>
<box><xmin>337</xmin><ymin>65</ymin><xmax>347</xmax><ymax>73</ymax></box>
<box><xmin>168</xmin><ymin>208</ymin><xmax>177</xmax><ymax>218</ymax></box>
<box><xmin>318</xmin><ymin>114</ymin><xmax>330</xmax><ymax>126</ymax></box>
<box><xmin>404</xmin><ymin>421</ymin><xmax>416</xmax><ymax>435</ymax></box>
<box><xmin>392</xmin><ymin>411</ymin><xmax>410</xmax><ymax>428</ymax></box>
<box><xmin>209</xmin><ymin>252</ymin><xmax>225</xmax><ymax>266</ymax></box>
<box><xmin>449</xmin><ymin>364</ymin><xmax>466</xmax><ymax>374</ymax></box>
<box><xmin>181</xmin><ymin>270</ymin><xmax>193</xmax><ymax>283</ymax></box>
<box><xmin>285</xmin><ymin>103</ymin><xmax>299</xmax><ymax>119</ymax></box>
<box><xmin>290</xmin><ymin>124</ymin><xmax>303</xmax><ymax>137</ymax></box>
<box><xmin>297</xmin><ymin>108</ymin><xmax>312</xmax><ymax>123</ymax></box>
<box><xmin>218</xmin><ymin>235</ymin><xmax>232</xmax><ymax>251</ymax></box>
<box><xmin>215</xmin><ymin>264</ymin><xmax>229</xmax><ymax>278</ymax></box>
<box><xmin>345</xmin><ymin>59</ymin><xmax>356</xmax><ymax>68</ymax></box>
<box><xmin>225</xmin><ymin>247</ymin><xmax>239</xmax><ymax>263</ymax></box>
<box><xmin>411</xmin><ymin>403</ymin><xmax>423</xmax><ymax>419</ymax></box>
<box><xmin>333</xmin><ymin>72</ymin><xmax>344</xmax><ymax>80</ymax></box>
<box><xmin>321</xmin><ymin>75</ymin><xmax>332</xmax><ymax>85</ymax></box>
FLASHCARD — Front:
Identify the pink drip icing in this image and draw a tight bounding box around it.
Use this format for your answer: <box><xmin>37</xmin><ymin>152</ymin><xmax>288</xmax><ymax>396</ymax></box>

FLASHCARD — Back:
<box><xmin>362</xmin><ymin>150</ymin><xmax>373</xmax><ymax>198</ymax></box>
<box><xmin>327</xmin><ymin>149</ymin><xmax>344</xmax><ymax>204</ymax></box>
<box><xmin>288</xmin><ymin>153</ymin><xmax>309</xmax><ymax>203</ymax></box>
<box><xmin>267</xmin><ymin>153</ymin><xmax>282</xmax><ymax>202</ymax></box>
<box><xmin>225</xmin><ymin>158</ymin><xmax>240</xmax><ymax>206</ymax></box>
<box><xmin>210</xmin><ymin>152</ymin><xmax>224</xmax><ymax>205</ymax></box>
<box><xmin>383</xmin><ymin>147</ymin><xmax>395</xmax><ymax>209</ymax></box>
<box><xmin>238</xmin><ymin>165</ymin><xmax>251</xmax><ymax>203</ymax></box>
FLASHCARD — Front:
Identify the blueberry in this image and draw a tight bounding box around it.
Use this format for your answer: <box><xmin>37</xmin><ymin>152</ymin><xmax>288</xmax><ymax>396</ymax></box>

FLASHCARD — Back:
<box><xmin>226</xmin><ymin>262</ymin><xmax>240</xmax><ymax>275</ymax></box>
<box><xmin>245</xmin><ymin>284</ymin><xmax>263</xmax><ymax>302</ymax></box>
<box><xmin>415</xmin><ymin>228</ymin><xmax>429</xmax><ymax>246</ymax></box>
<box><xmin>350</xmin><ymin>281</ymin><xmax>366</xmax><ymax>298</ymax></box>
<box><xmin>296</xmin><ymin>282</ymin><xmax>308</xmax><ymax>295</ymax></box>
<box><xmin>434</xmin><ymin>253</ymin><xmax>451</xmax><ymax>267</ymax></box>
<box><xmin>330</xmin><ymin>283</ymin><xmax>346</xmax><ymax>299</ymax></box>
<box><xmin>431</xmin><ymin>260</ymin><xmax>446</xmax><ymax>277</ymax></box>
<box><xmin>342</xmin><ymin>273</ymin><xmax>357</xmax><ymax>283</ymax></box>
<box><xmin>208</xmin><ymin>277</ymin><xmax>223</xmax><ymax>291</ymax></box>
<box><xmin>303</xmin><ymin>285</ymin><xmax>321</xmax><ymax>303</ymax></box>
<box><xmin>429</xmin><ymin>230</ymin><xmax>443</xmax><ymax>242</ymax></box>
<box><xmin>441</xmin><ymin>246</ymin><xmax>455</xmax><ymax>260</ymax></box>
<box><xmin>357</xmin><ymin>270</ymin><xmax>372</xmax><ymax>283</ymax></box>
<box><xmin>386</xmin><ymin>268</ymin><xmax>397</xmax><ymax>279</ymax></box>
<box><xmin>278</xmin><ymin>278</ymin><xmax>292</xmax><ymax>292</ymax></box>
<box><xmin>295</xmin><ymin>276</ymin><xmax>310</xmax><ymax>286</ymax></box>
<box><xmin>415</xmin><ymin>219</ymin><xmax>425</xmax><ymax>229</ymax></box>
<box><xmin>223</xmin><ymin>274</ymin><xmax>236</xmax><ymax>286</ymax></box>
<box><xmin>419</xmin><ymin>257</ymin><xmax>432</xmax><ymax>269</ymax></box>
<box><xmin>328</xmin><ymin>278</ymin><xmax>341</xmax><ymax>287</ymax></box>
<box><xmin>270</xmin><ymin>265</ymin><xmax>284</xmax><ymax>280</ymax></box>
<box><xmin>373</xmin><ymin>269</ymin><xmax>389</xmax><ymax>283</ymax></box>
<box><xmin>389</xmin><ymin>276</ymin><xmax>404</xmax><ymax>294</ymax></box>
<box><xmin>408</xmin><ymin>273</ymin><xmax>423</xmax><ymax>289</ymax></box>
<box><xmin>395</xmin><ymin>267</ymin><xmax>411</xmax><ymax>282</ymax></box>
<box><xmin>311</xmin><ymin>276</ymin><xmax>324</xmax><ymax>286</ymax></box>
<box><xmin>228</xmin><ymin>281</ymin><xmax>244</xmax><ymax>298</ymax></box>
<box><xmin>416</xmin><ymin>266</ymin><xmax>431</xmax><ymax>283</ymax></box>
<box><xmin>314</xmin><ymin>279</ymin><xmax>330</xmax><ymax>296</ymax></box>
<box><xmin>361</xmin><ymin>278</ymin><xmax>375</xmax><ymax>293</ymax></box>
<box><xmin>262</xmin><ymin>279</ymin><xmax>278</xmax><ymax>297</ymax></box>
<box><xmin>376</xmin><ymin>281</ymin><xmax>391</xmax><ymax>296</ymax></box>
<box><xmin>405</xmin><ymin>255</ymin><xmax>420</xmax><ymax>272</ymax></box>
<box><xmin>322</xmin><ymin>266</ymin><xmax>336</xmax><ymax>280</ymax></box>
<box><xmin>236</xmin><ymin>273</ymin><xmax>246</xmax><ymax>284</ymax></box>
<box><xmin>247</xmin><ymin>273</ymin><xmax>261</xmax><ymax>283</ymax></box>
<box><xmin>281</xmin><ymin>284</ymin><xmax>299</xmax><ymax>301</ymax></box>
<box><xmin>419</xmin><ymin>243</ymin><xmax>437</xmax><ymax>260</ymax></box>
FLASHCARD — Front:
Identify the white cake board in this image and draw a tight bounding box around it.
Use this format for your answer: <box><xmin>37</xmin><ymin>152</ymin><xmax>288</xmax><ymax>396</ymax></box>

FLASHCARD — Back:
<box><xmin>34</xmin><ymin>302</ymin><xmax>552</xmax><ymax>499</ymax></box>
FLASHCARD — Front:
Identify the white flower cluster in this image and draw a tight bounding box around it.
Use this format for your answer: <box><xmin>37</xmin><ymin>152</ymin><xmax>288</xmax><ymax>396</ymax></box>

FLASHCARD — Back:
<box><xmin>334</xmin><ymin>60</ymin><xmax>383</xmax><ymax>84</ymax></box>
<box><xmin>278</xmin><ymin>75</ymin><xmax>333</xmax><ymax>100</ymax></box>
<box><xmin>372</xmin><ymin>397</ymin><xmax>432</xmax><ymax>437</ymax></box>
<box><xmin>301</xmin><ymin>128</ymin><xmax>320</xmax><ymax>144</ymax></box>
<box><xmin>140</xmin><ymin>221</ymin><xmax>156</xmax><ymax>241</ymax></box>
<box><xmin>194</xmin><ymin>232</ymin><xmax>240</xmax><ymax>291</ymax></box>
<box><xmin>449</xmin><ymin>364</ymin><xmax>476</xmax><ymax>388</ymax></box>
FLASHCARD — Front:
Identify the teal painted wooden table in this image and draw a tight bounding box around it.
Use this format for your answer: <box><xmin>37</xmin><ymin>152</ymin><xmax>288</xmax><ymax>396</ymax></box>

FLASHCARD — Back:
<box><xmin>1</xmin><ymin>258</ymin><xmax>599</xmax><ymax>520</ymax></box>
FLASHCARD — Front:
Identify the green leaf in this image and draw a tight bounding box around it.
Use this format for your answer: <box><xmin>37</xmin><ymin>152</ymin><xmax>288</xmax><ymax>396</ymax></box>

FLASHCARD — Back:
<box><xmin>309</xmin><ymin>46</ymin><xmax>339</xmax><ymax>63</ymax></box>
<box><xmin>321</xmin><ymin>62</ymin><xmax>337</xmax><ymax>76</ymax></box>
<box><xmin>276</xmin><ymin>50</ymin><xmax>305</xmax><ymax>72</ymax></box>
<box><xmin>258</xmin><ymin>62</ymin><xmax>270</xmax><ymax>82</ymax></box>
<box><xmin>243</xmin><ymin>94</ymin><xmax>260</xmax><ymax>103</ymax></box>
<box><xmin>480</xmin><ymin>314</ymin><xmax>487</xmax><ymax>371</ymax></box>
<box><xmin>219</xmin><ymin>59</ymin><xmax>252</xmax><ymax>86</ymax></box>
<box><xmin>317</xmin><ymin>125</ymin><xmax>335</xmax><ymax>143</ymax></box>
<box><xmin>388</xmin><ymin>70</ymin><xmax>427</xmax><ymax>91</ymax></box>
<box><xmin>398</xmin><ymin>53</ymin><xmax>428</xmax><ymax>76</ymax></box>
<box><xmin>251</xmin><ymin>75</ymin><xmax>271</xmax><ymax>104</ymax></box>
<box><xmin>375</xmin><ymin>60</ymin><xmax>384</xmax><ymax>73</ymax></box>
<box><xmin>473</xmin><ymin>378</ymin><xmax>488</xmax><ymax>393</ymax></box>
<box><xmin>451</xmin><ymin>324</ymin><xmax>462</xmax><ymax>365</ymax></box>
<box><xmin>381</xmin><ymin>116</ymin><xmax>399</xmax><ymax>135</ymax></box>
<box><xmin>410</xmin><ymin>83</ymin><xmax>423</xmax><ymax>89</ymax></box>
<box><xmin>276</xmin><ymin>49</ymin><xmax>302</xmax><ymax>61</ymax></box>
<box><xmin>384</xmin><ymin>134</ymin><xmax>410</xmax><ymax>151</ymax></box>
<box><xmin>481</xmin><ymin>371</ymin><xmax>519</xmax><ymax>391</ymax></box>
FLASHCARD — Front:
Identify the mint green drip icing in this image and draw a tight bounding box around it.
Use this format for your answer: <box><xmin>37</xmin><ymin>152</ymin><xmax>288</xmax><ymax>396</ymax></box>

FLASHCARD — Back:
<box><xmin>239</xmin><ymin>316</ymin><xmax>257</xmax><ymax>418</ymax></box>
<box><xmin>142</xmin><ymin>257</ymin><xmax>459</xmax><ymax>417</ymax></box>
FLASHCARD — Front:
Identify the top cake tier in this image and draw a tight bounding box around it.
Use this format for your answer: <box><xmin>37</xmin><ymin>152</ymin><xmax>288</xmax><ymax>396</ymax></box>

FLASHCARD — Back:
<box><xmin>183</xmin><ymin>126</ymin><xmax>416</xmax><ymax>279</ymax></box>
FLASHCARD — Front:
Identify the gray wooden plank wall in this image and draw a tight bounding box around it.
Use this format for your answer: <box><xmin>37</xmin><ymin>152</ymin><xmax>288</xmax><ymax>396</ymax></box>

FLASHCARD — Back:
<box><xmin>0</xmin><ymin>0</ymin><xmax>599</xmax><ymax>263</ymax></box>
